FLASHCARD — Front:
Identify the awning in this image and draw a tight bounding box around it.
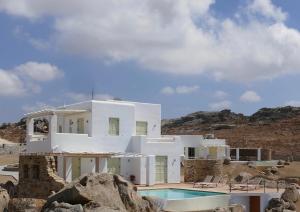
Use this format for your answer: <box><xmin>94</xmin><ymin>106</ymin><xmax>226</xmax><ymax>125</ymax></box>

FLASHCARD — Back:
<box><xmin>25</xmin><ymin>109</ymin><xmax>88</xmax><ymax>118</ymax></box>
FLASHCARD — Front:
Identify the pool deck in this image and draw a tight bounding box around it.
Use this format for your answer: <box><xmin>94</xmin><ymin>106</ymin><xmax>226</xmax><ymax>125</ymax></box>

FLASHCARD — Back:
<box><xmin>137</xmin><ymin>183</ymin><xmax>285</xmax><ymax>195</ymax></box>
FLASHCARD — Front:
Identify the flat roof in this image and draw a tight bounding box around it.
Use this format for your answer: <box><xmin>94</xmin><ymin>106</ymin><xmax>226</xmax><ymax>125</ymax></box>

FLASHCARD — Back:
<box><xmin>25</xmin><ymin>109</ymin><xmax>88</xmax><ymax>118</ymax></box>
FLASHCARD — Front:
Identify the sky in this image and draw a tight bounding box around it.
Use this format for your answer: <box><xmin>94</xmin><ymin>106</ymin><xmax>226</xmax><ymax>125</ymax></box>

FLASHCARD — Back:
<box><xmin>1</xmin><ymin>0</ymin><xmax>300</xmax><ymax>122</ymax></box>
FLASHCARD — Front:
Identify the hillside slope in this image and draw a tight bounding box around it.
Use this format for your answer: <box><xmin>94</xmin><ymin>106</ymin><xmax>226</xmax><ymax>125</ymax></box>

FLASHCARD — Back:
<box><xmin>162</xmin><ymin>106</ymin><xmax>300</xmax><ymax>161</ymax></box>
<box><xmin>0</xmin><ymin>119</ymin><xmax>26</xmax><ymax>143</ymax></box>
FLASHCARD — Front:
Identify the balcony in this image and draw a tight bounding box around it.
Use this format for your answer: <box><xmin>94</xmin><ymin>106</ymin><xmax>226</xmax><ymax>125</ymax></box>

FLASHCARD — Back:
<box><xmin>130</xmin><ymin>136</ymin><xmax>183</xmax><ymax>156</ymax></box>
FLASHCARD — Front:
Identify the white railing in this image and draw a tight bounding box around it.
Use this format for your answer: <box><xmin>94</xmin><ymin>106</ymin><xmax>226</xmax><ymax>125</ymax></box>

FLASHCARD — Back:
<box><xmin>28</xmin><ymin>135</ymin><xmax>48</xmax><ymax>142</ymax></box>
<box><xmin>146</xmin><ymin>137</ymin><xmax>176</xmax><ymax>143</ymax></box>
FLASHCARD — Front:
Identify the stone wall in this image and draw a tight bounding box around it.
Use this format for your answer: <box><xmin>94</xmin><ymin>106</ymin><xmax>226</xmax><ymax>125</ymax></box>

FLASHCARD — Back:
<box><xmin>184</xmin><ymin>159</ymin><xmax>223</xmax><ymax>182</ymax></box>
<box><xmin>18</xmin><ymin>155</ymin><xmax>65</xmax><ymax>199</ymax></box>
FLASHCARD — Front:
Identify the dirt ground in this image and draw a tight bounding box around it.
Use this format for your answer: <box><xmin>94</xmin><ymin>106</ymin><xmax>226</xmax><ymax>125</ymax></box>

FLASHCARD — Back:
<box><xmin>0</xmin><ymin>154</ymin><xmax>19</xmax><ymax>165</ymax></box>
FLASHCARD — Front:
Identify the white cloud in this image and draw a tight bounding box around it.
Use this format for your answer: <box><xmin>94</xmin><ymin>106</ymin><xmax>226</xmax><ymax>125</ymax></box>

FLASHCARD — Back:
<box><xmin>161</xmin><ymin>85</ymin><xmax>199</xmax><ymax>95</ymax></box>
<box><xmin>66</xmin><ymin>92</ymin><xmax>114</xmax><ymax>102</ymax></box>
<box><xmin>240</xmin><ymin>91</ymin><xmax>261</xmax><ymax>103</ymax></box>
<box><xmin>0</xmin><ymin>69</ymin><xmax>25</xmax><ymax>96</ymax></box>
<box><xmin>16</xmin><ymin>61</ymin><xmax>63</xmax><ymax>81</ymax></box>
<box><xmin>209</xmin><ymin>100</ymin><xmax>231</xmax><ymax>111</ymax></box>
<box><xmin>161</xmin><ymin>86</ymin><xmax>175</xmax><ymax>95</ymax></box>
<box><xmin>0</xmin><ymin>62</ymin><xmax>63</xmax><ymax>97</ymax></box>
<box><xmin>284</xmin><ymin>100</ymin><xmax>300</xmax><ymax>107</ymax></box>
<box><xmin>248</xmin><ymin>0</ymin><xmax>287</xmax><ymax>22</ymax></box>
<box><xmin>214</xmin><ymin>90</ymin><xmax>228</xmax><ymax>99</ymax></box>
<box><xmin>1</xmin><ymin>1</ymin><xmax>300</xmax><ymax>82</ymax></box>
<box><xmin>176</xmin><ymin>85</ymin><xmax>199</xmax><ymax>94</ymax></box>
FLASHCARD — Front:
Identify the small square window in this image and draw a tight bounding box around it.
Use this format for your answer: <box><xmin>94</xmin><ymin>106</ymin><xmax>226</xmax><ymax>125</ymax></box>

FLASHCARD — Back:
<box><xmin>136</xmin><ymin>121</ymin><xmax>148</xmax><ymax>135</ymax></box>
<box><xmin>109</xmin><ymin>118</ymin><xmax>119</xmax><ymax>136</ymax></box>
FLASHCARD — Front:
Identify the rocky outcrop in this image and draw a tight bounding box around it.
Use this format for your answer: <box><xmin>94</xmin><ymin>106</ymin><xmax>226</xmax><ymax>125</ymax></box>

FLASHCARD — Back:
<box><xmin>162</xmin><ymin>106</ymin><xmax>300</xmax><ymax>161</ymax></box>
<box><xmin>0</xmin><ymin>118</ymin><xmax>26</xmax><ymax>143</ymax></box>
<box><xmin>0</xmin><ymin>188</ymin><xmax>9</xmax><ymax>212</ymax></box>
<box><xmin>265</xmin><ymin>184</ymin><xmax>300</xmax><ymax>212</ymax></box>
<box><xmin>281</xmin><ymin>184</ymin><xmax>300</xmax><ymax>203</ymax></box>
<box><xmin>8</xmin><ymin>198</ymin><xmax>46</xmax><ymax>212</ymax></box>
<box><xmin>234</xmin><ymin>172</ymin><xmax>253</xmax><ymax>183</ymax></box>
<box><xmin>43</xmin><ymin>173</ymin><xmax>160</xmax><ymax>212</ymax></box>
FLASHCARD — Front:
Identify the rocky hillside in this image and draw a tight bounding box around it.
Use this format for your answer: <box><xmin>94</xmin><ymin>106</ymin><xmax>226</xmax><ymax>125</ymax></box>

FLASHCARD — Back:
<box><xmin>0</xmin><ymin>119</ymin><xmax>26</xmax><ymax>143</ymax></box>
<box><xmin>162</xmin><ymin>106</ymin><xmax>300</xmax><ymax>161</ymax></box>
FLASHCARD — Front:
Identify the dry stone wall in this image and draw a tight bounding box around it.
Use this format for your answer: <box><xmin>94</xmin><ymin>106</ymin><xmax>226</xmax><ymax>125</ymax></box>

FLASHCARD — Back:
<box><xmin>18</xmin><ymin>155</ymin><xmax>65</xmax><ymax>199</ymax></box>
<box><xmin>184</xmin><ymin>159</ymin><xmax>223</xmax><ymax>182</ymax></box>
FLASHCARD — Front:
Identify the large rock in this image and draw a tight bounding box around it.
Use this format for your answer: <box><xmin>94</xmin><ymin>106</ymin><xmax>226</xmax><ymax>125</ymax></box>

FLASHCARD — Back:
<box><xmin>0</xmin><ymin>188</ymin><xmax>9</xmax><ymax>212</ymax></box>
<box><xmin>281</xmin><ymin>184</ymin><xmax>300</xmax><ymax>203</ymax></box>
<box><xmin>8</xmin><ymin>198</ymin><xmax>46</xmax><ymax>212</ymax></box>
<box><xmin>43</xmin><ymin>173</ymin><xmax>160</xmax><ymax>212</ymax></box>
<box><xmin>43</xmin><ymin>201</ymin><xmax>84</xmax><ymax>212</ymax></box>
<box><xmin>235</xmin><ymin>172</ymin><xmax>253</xmax><ymax>183</ymax></box>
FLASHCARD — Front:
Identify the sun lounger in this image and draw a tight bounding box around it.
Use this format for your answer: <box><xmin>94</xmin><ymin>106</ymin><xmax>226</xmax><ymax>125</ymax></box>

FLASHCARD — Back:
<box><xmin>193</xmin><ymin>175</ymin><xmax>213</xmax><ymax>188</ymax></box>
<box><xmin>238</xmin><ymin>178</ymin><xmax>262</xmax><ymax>191</ymax></box>
<box><xmin>198</xmin><ymin>176</ymin><xmax>223</xmax><ymax>188</ymax></box>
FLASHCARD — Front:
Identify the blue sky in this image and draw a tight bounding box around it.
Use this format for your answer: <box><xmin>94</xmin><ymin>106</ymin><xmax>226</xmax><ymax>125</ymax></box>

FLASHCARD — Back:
<box><xmin>1</xmin><ymin>0</ymin><xmax>300</xmax><ymax>122</ymax></box>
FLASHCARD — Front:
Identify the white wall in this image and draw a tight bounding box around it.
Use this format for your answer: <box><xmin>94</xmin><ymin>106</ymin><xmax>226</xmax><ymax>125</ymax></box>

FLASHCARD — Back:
<box><xmin>120</xmin><ymin>157</ymin><xmax>147</xmax><ymax>185</ymax></box>
<box><xmin>81</xmin><ymin>157</ymin><xmax>95</xmax><ymax>175</ymax></box>
<box><xmin>167</xmin><ymin>156</ymin><xmax>181</xmax><ymax>183</ymax></box>
<box><xmin>133</xmin><ymin>102</ymin><xmax>161</xmax><ymax>137</ymax></box>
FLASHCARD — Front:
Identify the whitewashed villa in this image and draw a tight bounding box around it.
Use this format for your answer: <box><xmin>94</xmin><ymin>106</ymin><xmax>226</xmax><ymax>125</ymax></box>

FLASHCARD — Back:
<box><xmin>25</xmin><ymin>100</ymin><xmax>229</xmax><ymax>185</ymax></box>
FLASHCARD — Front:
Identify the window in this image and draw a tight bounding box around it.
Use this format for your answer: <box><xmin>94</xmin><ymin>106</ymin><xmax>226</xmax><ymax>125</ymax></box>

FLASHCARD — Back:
<box><xmin>77</xmin><ymin>118</ymin><xmax>84</xmax><ymax>134</ymax></box>
<box><xmin>188</xmin><ymin>147</ymin><xmax>195</xmax><ymax>159</ymax></box>
<box><xmin>136</xmin><ymin>121</ymin><xmax>148</xmax><ymax>135</ymax></box>
<box><xmin>109</xmin><ymin>118</ymin><xmax>119</xmax><ymax>136</ymax></box>
<box><xmin>58</xmin><ymin>125</ymin><xmax>63</xmax><ymax>133</ymax></box>
<box><xmin>69</xmin><ymin>120</ymin><xmax>73</xmax><ymax>133</ymax></box>
<box><xmin>32</xmin><ymin>165</ymin><xmax>40</xmax><ymax>179</ymax></box>
<box><xmin>23</xmin><ymin>165</ymin><xmax>29</xmax><ymax>179</ymax></box>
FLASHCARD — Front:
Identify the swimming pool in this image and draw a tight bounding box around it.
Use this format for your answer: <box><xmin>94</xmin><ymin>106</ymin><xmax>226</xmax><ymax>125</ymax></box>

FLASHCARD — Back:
<box><xmin>138</xmin><ymin>189</ymin><xmax>230</xmax><ymax>211</ymax></box>
<box><xmin>138</xmin><ymin>188</ymin><xmax>224</xmax><ymax>200</ymax></box>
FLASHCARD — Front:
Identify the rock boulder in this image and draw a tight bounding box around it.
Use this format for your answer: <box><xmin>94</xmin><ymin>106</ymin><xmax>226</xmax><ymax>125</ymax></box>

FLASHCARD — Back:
<box><xmin>43</xmin><ymin>173</ymin><xmax>160</xmax><ymax>212</ymax></box>
<box><xmin>0</xmin><ymin>188</ymin><xmax>9</xmax><ymax>212</ymax></box>
<box><xmin>281</xmin><ymin>184</ymin><xmax>300</xmax><ymax>203</ymax></box>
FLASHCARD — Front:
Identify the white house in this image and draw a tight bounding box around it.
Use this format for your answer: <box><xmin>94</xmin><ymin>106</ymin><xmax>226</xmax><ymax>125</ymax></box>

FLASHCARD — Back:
<box><xmin>25</xmin><ymin>100</ymin><xmax>229</xmax><ymax>185</ymax></box>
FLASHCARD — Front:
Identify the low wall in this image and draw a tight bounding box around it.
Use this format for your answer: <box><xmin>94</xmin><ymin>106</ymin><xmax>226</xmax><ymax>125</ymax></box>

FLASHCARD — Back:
<box><xmin>18</xmin><ymin>155</ymin><xmax>65</xmax><ymax>199</ymax></box>
<box><xmin>184</xmin><ymin>159</ymin><xmax>223</xmax><ymax>182</ymax></box>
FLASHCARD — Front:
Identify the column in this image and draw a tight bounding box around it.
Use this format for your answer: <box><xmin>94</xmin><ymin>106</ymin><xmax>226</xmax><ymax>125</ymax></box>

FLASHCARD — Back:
<box><xmin>99</xmin><ymin>158</ymin><xmax>108</xmax><ymax>173</ymax></box>
<box><xmin>236</xmin><ymin>148</ymin><xmax>240</xmax><ymax>161</ymax></box>
<box><xmin>257</xmin><ymin>148</ymin><xmax>262</xmax><ymax>161</ymax></box>
<box><xmin>26</xmin><ymin>118</ymin><xmax>34</xmax><ymax>135</ymax></box>
<box><xmin>95</xmin><ymin>157</ymin><xmax>100</xmax><ymax>173</ymax></box>
<box><xmin>49</xmin><ymin>114</ymin><xmax>58</xmax><ymax>137</ymax></box>
<box><xmin>146</xmin><ymin>155</ymin><xmax>155</xmax><ymax>186</ymax></box>
<box><xmin>268</xmin><ymin>149</ymin><xmax>272</xmax><ymax>160</ymax></box>
<box><xmin>64</xmin><ymin>157</ymin><xmax>72</xmax><ymax>182</ymax></box>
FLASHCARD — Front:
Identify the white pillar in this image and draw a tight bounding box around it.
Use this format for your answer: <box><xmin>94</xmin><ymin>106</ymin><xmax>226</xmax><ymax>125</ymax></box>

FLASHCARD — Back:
<box><xmin>146</xmin><ymin>155</ymin><xmax>155</xmax><ymax>186</ymax></box>
<box><xmin>49</xmin><ymin>114</ymin><xmax>58</xmax><ymax>137</ymax></box>
<box><xmin>257</xmin><ymin>148</ymin><xmax>262</xmax><ymax>161</ymax></box>
<box><xmin>57</xmin><ymin>156</ymin><xmax>64</xmax><ymax>178</ymax></box>
<box><xmin>236</xmin><ymin>148</ymin><xmax>240</xmax><ymax>161</ymax></box>
<box><xmin>99</xmin><ymin>158</ymin><xmax>108</xmax><ymax>173</ymax></box>
<box><xmin>65</xmin><ymin>157</ymin><xmax>72</xmax><ymax>182</ymax></box>
<box><xmin>26</xmin><ymin>118</ymin><xmax>34</xmax><ymax>135</ymax></box>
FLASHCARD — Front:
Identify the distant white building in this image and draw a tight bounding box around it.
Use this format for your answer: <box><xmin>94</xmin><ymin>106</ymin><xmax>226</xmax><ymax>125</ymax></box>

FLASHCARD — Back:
<box><xmin>25</xmin><ymin>100</ymin><xmax>229</xmax><ymax>185</ymax></box>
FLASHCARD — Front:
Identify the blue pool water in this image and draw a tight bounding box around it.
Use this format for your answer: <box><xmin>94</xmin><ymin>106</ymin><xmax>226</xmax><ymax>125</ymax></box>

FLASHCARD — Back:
<box><xmin>138</xmin><ymin>189</ymin><xmax>224</xmax><ymax>200</ymax></box>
